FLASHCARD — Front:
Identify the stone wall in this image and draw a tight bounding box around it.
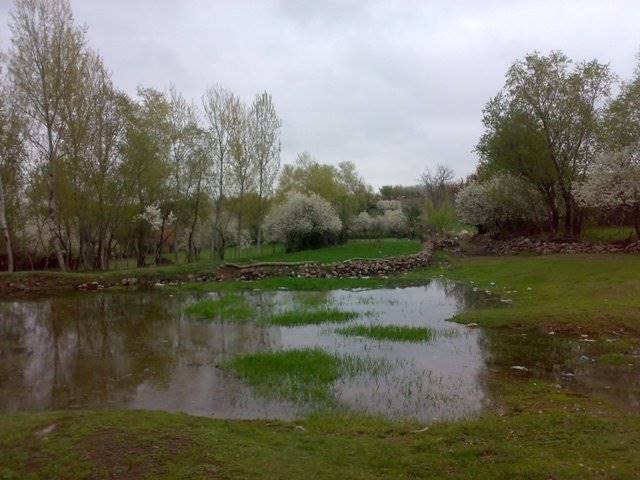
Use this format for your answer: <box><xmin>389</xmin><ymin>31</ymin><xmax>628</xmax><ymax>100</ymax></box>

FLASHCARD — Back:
<box><xmin>217</xmin><ymin>247</ymin><xmax>434</xmax><ymax>281</ymax></box>
<box><xmin>452</xmin><ymin>235</ymin><xmax>640</xmax><ymax>256</ymax></box>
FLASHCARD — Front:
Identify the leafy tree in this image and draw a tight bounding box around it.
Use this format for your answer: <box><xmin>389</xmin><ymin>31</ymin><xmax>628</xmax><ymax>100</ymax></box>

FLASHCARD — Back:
<box><xmin>0</xmin><ymin>60</ymin><xmax>27</xmax><ymax>272</ymax></box>
<box><xmin>248</xmin><ymin>92</ymin><xmax>281</xmax><ymax>251</ymax></box>
<box><xmin>118</xmin><ymin>89</ymin><xmax>171</xmax><ymax>267</ymax></box>
<box><xmin>603</xmin><ymin>54</ymin><xmax>640</xmax><ymax>150</ymax></box>
<box><xmin>8</xmin><ymin>0</ymin><xmax>88</xmax><ymax>270</ymax></box>
<box><xmin>203</xmin><ymin>85</ymin><xmax>235</xmax><ymax>260</ymax></box>
<box><xmin>477</xmin><ymin>97</ymin><xmax>560</xmax><ymax>232</ymax></box>
<box><xmin>500</xmin><ymin>51</ymin><xmax>613</xmax><ymax>236</ymax></box>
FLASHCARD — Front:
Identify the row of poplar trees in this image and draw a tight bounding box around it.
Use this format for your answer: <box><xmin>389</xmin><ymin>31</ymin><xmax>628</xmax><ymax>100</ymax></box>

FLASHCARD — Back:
<box><xmin>0</xmin><ymin>0</ymin><xmax>282</xmax><ymax>272</ymax></box>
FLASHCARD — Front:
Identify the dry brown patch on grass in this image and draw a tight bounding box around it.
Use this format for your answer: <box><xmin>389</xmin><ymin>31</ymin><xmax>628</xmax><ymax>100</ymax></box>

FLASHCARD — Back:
<box><xmin>82</xmin><ymin>427</ymin><xmax>198</xmax><ymax>479</ymax></box>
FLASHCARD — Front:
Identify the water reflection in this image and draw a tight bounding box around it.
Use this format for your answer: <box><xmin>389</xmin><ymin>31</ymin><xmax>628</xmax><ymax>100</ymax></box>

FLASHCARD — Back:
<box><xmin>1</xmin><ymin>280</ymin><xmax>637</xmax><ymax>421</ymax></box>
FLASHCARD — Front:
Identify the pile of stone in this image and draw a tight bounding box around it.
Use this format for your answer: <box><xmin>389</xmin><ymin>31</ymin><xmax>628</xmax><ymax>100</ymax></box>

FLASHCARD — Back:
<box><xmin>484</xmin><ymin>237</ymin><xmax>640</xmax><ymax>255</ymax></box>
<box><xmin>219</xmin><ymin>247</ymin><xmax>433</xmax><ymax>282</ymax></box>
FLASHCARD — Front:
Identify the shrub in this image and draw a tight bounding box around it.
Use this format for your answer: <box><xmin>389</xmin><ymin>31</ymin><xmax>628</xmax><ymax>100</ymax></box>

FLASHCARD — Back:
<box><xmin>423</xmin><ymin>200</ymin><xmax>457</xmax><ymax>235</ymax></box>
<box><xmin>263</xmin><ymin>192</ymin><xmax>342</xmax><ymax>252</ymax></box>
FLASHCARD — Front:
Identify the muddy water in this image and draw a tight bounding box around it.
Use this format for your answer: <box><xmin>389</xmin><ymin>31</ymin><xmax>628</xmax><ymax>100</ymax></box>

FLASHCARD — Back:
<box><xmin>0</xmin><ymin>280</ymin><xmax>637</xmax><ymax>421</ymax></box>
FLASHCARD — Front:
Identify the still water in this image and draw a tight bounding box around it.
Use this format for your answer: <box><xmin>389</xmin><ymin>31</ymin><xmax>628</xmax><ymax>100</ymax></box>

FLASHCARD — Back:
<box><xmin>0</xmin><ymin>280</ymin><xmax>637</xmax><ymax>421</ymax></box>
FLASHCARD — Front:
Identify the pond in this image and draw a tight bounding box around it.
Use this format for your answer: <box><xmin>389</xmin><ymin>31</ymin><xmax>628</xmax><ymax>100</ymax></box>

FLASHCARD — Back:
<box><xmin>0</xmin><ymin>280</ymin><xmax>638</xmax><ymax>422</ymax></box>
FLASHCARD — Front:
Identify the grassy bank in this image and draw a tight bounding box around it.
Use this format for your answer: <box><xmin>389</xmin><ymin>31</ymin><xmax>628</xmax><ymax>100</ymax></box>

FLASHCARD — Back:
<box><xmin>437</xmin><ymin>253</ymin><xmax>640</xmax><ymax>332</ymax></box>
<box><xmin>2</xmin><ymin>377</ymin><xmax>638</xmax><ymax>479</ymax></box>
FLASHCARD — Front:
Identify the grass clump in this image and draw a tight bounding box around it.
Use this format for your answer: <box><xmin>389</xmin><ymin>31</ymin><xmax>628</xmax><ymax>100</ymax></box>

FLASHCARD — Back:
<box><xmin>184</xmin><ymin>294</ymin><xmax>254</xmax><ymax>320</ymax></box>
<box><xmin>228</xmin><ymin>348</ymin><xmax>377</xmax><ymax>401</ymax></box>
<box><xmin>337</xmin><ymin>324</ymin><xmax>433</xmax><ymax>342</ymax></box>
<box><xmin>266</xmin><ymin>309</ymin><xmax>358</xmax><ymax>326</ymax></box>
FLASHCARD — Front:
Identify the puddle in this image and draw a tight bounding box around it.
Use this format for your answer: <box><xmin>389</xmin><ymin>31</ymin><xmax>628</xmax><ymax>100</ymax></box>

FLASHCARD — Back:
<box><xmin>0</xmin><ymin>279</ymin><xmax>637</xmax><ymax>421</ymax></box>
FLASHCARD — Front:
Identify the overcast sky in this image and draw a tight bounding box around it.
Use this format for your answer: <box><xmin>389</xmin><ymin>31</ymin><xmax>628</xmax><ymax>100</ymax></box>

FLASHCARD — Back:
<box><xmin>1</xmin><ymin>0</ymin><xmax>640</xmax><ymax>187</ymax></box>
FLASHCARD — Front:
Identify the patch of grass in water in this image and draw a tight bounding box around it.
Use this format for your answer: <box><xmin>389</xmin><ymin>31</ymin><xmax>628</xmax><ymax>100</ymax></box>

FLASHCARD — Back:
<box><xmin>227</xmin><ymin>348</ymin><xmax>385</xmax><ymax>402</ymax></box>
<box><xmin>265</xmin><ymin>309</ymin><xmax>358</xmax><ymax>326</ymax></box>
<box><xmin>337</xmin><ymin>324</ymin><xmax>433</xmax><ymax>342</ymax></box>
<box><xmin>184</xmin><ymin>294</ymin><xmax>254</xmax><ymax>320</ymax></box>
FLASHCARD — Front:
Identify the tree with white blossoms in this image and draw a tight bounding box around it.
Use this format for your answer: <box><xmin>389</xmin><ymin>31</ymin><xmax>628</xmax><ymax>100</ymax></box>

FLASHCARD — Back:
<box><xmin>136</xmin><ymin>204</ymin><xmax>176</xmax><ymax>263</ymax></box>
<box><xmin>456</xmin><ymin>174</ymin><xmax>545</xmax><ymax>233</ymax></box>
<box><xmin>350</xmin><ymin>209</ymin><xmax>408</xmax><ymax>238</ymax></box>
<box><xmin>377</xmin><ymin>209</ymin><xmax>408</xmax><ymax>237</ymax></box>
<box><xmin>351</xmin><ymin>211</ymin><xmax>373</xmax><ymax>235</ymax></box>
<box><xmin>263</xmin><ymin>192</ymin><xmax>342</xmax><ymax>252</ymax></box>
<box><xmin>574</xmin><ymin>147</ymin><xmax>640</xmax><ymax>238</ymax></box>
<box><xmin>376</xmin><ymin>199</ymin><xmax>402</xmax><ymax>212</ymax></box>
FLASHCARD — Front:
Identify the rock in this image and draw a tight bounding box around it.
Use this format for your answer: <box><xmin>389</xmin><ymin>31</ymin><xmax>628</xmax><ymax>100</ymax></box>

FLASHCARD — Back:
<box><xmin>511</xmin><ymin>366</ymin><xmax>529</xmax><ymax>372</ymax></box>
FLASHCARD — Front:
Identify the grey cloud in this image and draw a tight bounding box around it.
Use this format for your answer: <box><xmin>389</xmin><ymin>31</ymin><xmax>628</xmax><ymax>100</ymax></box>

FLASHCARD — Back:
<box><xmin>1</xmin><ymin>0</ymin><xmax>640</xmax><ymax>187</ymax></box>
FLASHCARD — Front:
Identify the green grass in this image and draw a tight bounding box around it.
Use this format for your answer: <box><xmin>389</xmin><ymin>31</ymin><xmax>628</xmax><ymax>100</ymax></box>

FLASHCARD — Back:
<box><xmin>184</xmin><ymin>295</ymin><xmax>254</xmax><ymax>320</ymax></box>
<box><xmin>437</xmin><ymin>253</ymin><xmax>640</xmax><ymax>332</ymax></box>
<box><xmin>583</xmin><ymin>225</ymin><xmax>637</xmax><ymax>244</ymax></box>
<box><xmin>265</xmin><ymin>309</ymin><xmax>358</xmax><ymax>326</ymax></box>
<box><xmin>337</xmin><ymin>324</ymin><xmax>433</xmax><ymax>342</ymax></box>
<box><xmin>236</xmin><ymin>238</ymin><xmax>421</xmax><ymax>264</ymax></box>
<box><xmin>2</xmin><ymin>377</ymin><xmax>640</xmax><ymax>479</ymax></box>
<box><xmin>226</xmin><ymin>348</ymin><xmax>373</xmax><ymax>402</ymax></box>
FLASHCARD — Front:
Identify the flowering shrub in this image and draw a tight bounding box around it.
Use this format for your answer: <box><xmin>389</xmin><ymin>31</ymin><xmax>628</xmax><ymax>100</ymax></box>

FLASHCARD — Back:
<box><xmin>350</xmin><ymin>209</ymin><xmax>409</xmax><ymax>238</ymax></box>
<box><xmin>263</xmin><ymin>192</ymin><xmax>342</xmax><ymax>251</ymax></box>
<box><xmin>456</xmin><ymin>174</ymin><xmax>544</xmax><ymax>232</ymax></box>
<box><xmin>376</xmin><ymin>199</ymin><xmax>402</xmax><ymax>211</ymax></box>
<box><xmin>574</xmin><ymin>147</ymin><xmax>640</xmax><ymax>237</ymax></box>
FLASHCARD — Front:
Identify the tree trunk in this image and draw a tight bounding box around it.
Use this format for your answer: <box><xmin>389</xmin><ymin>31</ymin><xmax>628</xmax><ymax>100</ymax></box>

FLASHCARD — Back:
<box><xmin>137</xmin><ymin>229</ymin><xmax>146</xmax><ymax>268</ymax></box>
<box><xmin>188</xmin><ymin>178</ymin><xmax>202</xmax><ymax>263</ymax></box>
<box><xmin>634</xmin><ymin>203</ymin><xmax>640</xmax><ymax>240</ymax></box>
<box><xmin>47</xmin><ymin>189</ymin><xmax>67</xmax><ymax>271</ymax></box>
<box><xmin>0</xmin><ymin>176</ymin><xmax>14</xmax><ymax>272</ymax></box>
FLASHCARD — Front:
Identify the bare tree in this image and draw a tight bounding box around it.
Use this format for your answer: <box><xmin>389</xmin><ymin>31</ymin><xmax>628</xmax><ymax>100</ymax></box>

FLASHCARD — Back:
<box><xmin>8</xmin><ymin>0</ymin><xmax>87</xmax><ymax>271</ymax></box>
<box><xmin>248</xmin><ymin>91</ymin><xmax>281</xmax><ymax>251</ymax></box>
<box><xmin>420</xmin><ymin>164</ymin><xmax>454</xmax><ymax>207</ymax></box>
